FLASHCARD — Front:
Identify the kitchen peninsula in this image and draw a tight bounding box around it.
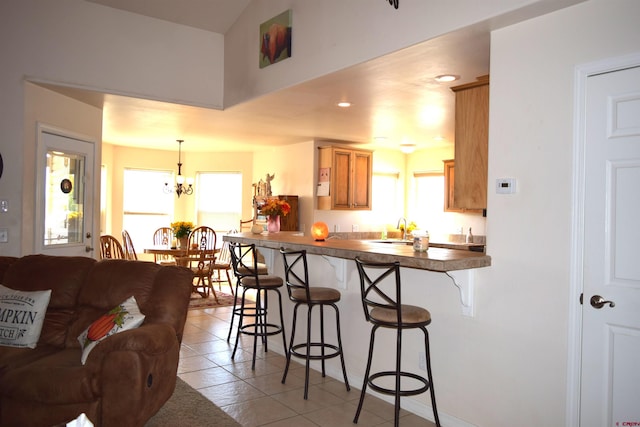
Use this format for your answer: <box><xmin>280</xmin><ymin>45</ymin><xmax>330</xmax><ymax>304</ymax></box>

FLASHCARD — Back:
<box><xmin>223</xmin><ymin>232</ymin><xmax>491</xmax><ymax>272</ymax></box>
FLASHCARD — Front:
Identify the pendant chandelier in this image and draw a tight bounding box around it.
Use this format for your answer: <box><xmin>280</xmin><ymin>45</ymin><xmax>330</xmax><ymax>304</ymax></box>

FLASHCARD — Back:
<box><xmin>163</xmin><ymin>139</ymin><xmax>194</xmax><ymax>198</ymax></box>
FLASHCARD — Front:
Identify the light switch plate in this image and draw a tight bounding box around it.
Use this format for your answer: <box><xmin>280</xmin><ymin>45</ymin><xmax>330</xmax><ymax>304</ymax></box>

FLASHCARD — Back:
<box><xmin>0</xmin><ymin>228</ymin><xmax>8</xmax><ymax>243</ymax></box>
<box><xmin>0</xmin><ymin>200</ymin><xmax>7</xmax><ymax>213</ymax></box>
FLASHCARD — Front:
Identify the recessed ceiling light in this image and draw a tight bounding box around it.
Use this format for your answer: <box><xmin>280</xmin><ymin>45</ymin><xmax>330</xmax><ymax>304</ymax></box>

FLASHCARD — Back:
<box><xmin>400</xmin><ymin>144</ymin><xmax>416</xmax><ymax>154</ymax></box>
<box><xmin>337</xmin><ymin>102</ymin><xmax>352</xmax><ymax>108</ymax></box>
<box><xmin>435</xmin><ymin>74</ymin><xmax>460</xmax><ymax>83</ymax></box>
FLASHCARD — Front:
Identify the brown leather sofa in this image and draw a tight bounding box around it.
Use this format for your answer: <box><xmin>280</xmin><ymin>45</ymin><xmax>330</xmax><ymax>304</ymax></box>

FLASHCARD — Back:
<box><xmin>0</xmin><ymin>254</ymin><xmax>193</xmax><ymax>427</ymax></box>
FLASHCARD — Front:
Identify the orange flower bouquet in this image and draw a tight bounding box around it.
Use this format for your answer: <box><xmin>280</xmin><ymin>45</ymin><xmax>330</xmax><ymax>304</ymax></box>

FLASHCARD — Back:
<box><xmin>260</xmin><ymin>199</ymin><xmax>291</xmax><ymax>217</ymax></box>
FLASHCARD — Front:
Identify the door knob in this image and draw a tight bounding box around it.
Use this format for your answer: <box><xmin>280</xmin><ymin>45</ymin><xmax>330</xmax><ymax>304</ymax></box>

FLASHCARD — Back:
<box><xmin>590</xmin><ymin>295</ymin><xmax>615</xmax><ymax>309</ymax></box>
<box><xmin>85</xmin><ymin>246</ymin><xmax>94</xmax><ymax>253</ymax></box>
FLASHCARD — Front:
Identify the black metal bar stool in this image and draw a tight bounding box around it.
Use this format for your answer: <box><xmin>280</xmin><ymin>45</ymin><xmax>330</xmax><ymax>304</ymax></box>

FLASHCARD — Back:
<box><xmin>280</xmin><ymin>248</ymin><xmax>350</xmax><ymax>399</ymax></box>
<box><xmin>354</xmin><ymin>257</ymin><xmax>440</xmax><ymax>427</ymax></box>
<box><xmin>227</xmin><ymin>241</ymin><xmax>269</xmax><ymax>342</ymax></box>
<box><xmin>228</xmin><ymin>241</ymin><xmax>287</xmax><ymax>370</ymax></box>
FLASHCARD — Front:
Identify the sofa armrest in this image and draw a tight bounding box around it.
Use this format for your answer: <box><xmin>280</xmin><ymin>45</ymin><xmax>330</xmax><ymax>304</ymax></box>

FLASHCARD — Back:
<box><xmin>84</xmin><ymin>323</ymin><xmax>177</xmax><ymax>363</ymax></box>
<box><xmin>81</xmin><ymin>322</ymin><xmax>182</xmax><ymax>426</ymax></box>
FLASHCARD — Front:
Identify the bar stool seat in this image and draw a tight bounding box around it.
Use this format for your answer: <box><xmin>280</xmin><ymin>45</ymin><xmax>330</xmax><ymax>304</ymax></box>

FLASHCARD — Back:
<box><xmin>228</xmin><ymin>241</ymin><xmax>287</xmax><ymax>370</ymax></box>
<box><xmin>291</xmin><ymin>286</ymin><xmax>340</xmax><ymax>303</ymax></box>
<box><xmin>280</xmin><ymin>248</ymin><xmax>350</xmax><ymax>400</ymax></box>
<box><xmin>370</xmin><ymin>305</ymin><xmax>431</xmax><ymax>325</ymax></box>
<box><xmin>354</xmin><ymin>257</ymin><xmax>440</xmax><ymax>427</ymax></box>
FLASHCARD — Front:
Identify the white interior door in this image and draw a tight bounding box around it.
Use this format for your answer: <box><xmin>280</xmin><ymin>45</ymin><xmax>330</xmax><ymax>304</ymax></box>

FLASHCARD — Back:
<box><xmin>581</xmin><ymin>65</ymin><xmax>640</xmax><ymax>426</ymax></box>
<box><xmin>35</xmin><ymin>126</ymin><xmax>95</xmax><ymax>257</ymax></box>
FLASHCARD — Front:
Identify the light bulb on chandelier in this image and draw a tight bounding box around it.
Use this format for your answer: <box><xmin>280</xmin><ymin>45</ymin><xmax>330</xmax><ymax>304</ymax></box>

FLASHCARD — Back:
<box><xmin>163</xmin><ymin>139</ymin><xmax>194</xmax><ymax>197</ymax></box>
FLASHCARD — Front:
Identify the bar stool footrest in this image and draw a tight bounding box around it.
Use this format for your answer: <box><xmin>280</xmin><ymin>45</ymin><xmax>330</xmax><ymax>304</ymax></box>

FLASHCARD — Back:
<box><xmin>233</xmin><ymin>306</ymin><xmax>263</xmax><ymax>317</ymax></box>
<box><xmin>290</xmin><ymin>342</ymin><xmax>342</xmax><ymax>361</ymax></box>
<box><xmin>239</xmin><ymin>323</ymin><xmax>283</xmax><ymax>338</ymax></box>
<box><xmin>368</xmin><ymin>371</ymin><xmax>430</xmax><ymax>397</ymax></box>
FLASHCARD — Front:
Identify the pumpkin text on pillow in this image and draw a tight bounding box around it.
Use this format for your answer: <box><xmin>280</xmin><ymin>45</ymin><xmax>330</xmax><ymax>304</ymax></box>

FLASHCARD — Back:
<box><xmin>0</xmin><ymin>284</ymin><xmax>52</xmax><ymax>348</ymax></box>
<box><xmin>77</xmin><ymin>295</ymin><xmax>145</xmax><ymax>364</ymax></box>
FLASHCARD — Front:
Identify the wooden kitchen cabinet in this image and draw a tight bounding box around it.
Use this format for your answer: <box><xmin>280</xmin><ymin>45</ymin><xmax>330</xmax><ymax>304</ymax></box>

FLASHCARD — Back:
<box><xmin>317</xmin><ymin>145</ymin><xmax>372</xmax><ymax>210</ymax></box>
<box><xmin>443</xmin><ymin>160</ymin><xmax>483</xmax><ymax>214</ymax></box>
<box><xmin>451</xmin><ymin>75</ymin><xmax>489</xmax><ymax>210</ymax></box>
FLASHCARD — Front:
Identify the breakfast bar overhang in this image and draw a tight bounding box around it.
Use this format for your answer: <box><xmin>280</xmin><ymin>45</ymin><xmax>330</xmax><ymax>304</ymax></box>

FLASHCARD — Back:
<box><xmin>224</xmin><ymin>231</ymin><xmax>491</xmax><ymax>317</ymax></box>
<box><xmin>223</xmin><ymin>232</ymin><xmax>491</xmax><ymax>272</ymax></box>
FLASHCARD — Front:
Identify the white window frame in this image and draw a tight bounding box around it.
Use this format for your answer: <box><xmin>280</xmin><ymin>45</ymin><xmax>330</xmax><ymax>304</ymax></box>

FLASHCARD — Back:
<box><xmin>122</xmin><ymin>168</ymin><xmax>174</xmax><ymax>252</ymax></box>
<box><xmin>195</xmin><ymin>171</ymin><xmax>243</xmax><ymax>233</ymax></box>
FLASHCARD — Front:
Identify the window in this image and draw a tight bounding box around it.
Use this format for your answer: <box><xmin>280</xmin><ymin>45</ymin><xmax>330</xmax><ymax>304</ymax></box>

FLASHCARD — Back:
<box><xmin>196</xmin><ymin>172</ymin><xmax>242</xmax><ymax>232</ymax></box>
<box><xmin>411</xmin><ymin>172</ymin><xmax>445</xmax><ymax>231</ymax></box>
<box><xmin>122</xmin><ymin>169</ymin><xmax>174</xmax><ymax>250</ymax></box>
<box><xmin>372</xmin><ymin>172</ymin><xmax>401</xmax><ymax>224</ymax></box>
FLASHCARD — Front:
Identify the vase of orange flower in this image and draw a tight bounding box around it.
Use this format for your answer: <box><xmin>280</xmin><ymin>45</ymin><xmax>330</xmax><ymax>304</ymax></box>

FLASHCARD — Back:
<box><xmin>260</xmin><ymin>198</ymin><xmax>291</xmax><ymax>233</ymax></box>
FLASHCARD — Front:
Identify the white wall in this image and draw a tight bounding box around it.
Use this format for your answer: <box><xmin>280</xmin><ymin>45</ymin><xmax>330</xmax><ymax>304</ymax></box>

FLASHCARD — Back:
<box><xmin>480</xmin><ymin>0</ymin><xmax>640</xmax><ymax>425</ymax></box>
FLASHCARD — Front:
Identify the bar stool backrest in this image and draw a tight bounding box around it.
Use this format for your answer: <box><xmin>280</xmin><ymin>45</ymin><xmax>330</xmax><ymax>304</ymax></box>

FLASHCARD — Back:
<box><xmin>280</xmin><ymin>248</ymin><xmax>311</xmax><ymax>301</ymax></box>
<box><xmin>228</xmin><ymin>241</ymin><xmax>259</xmax><ymax>279</ymax></box>
<box><xmin>355</xmin><ymin>257</ymin><xmax>402</xmax><ymax>326</ymax></box>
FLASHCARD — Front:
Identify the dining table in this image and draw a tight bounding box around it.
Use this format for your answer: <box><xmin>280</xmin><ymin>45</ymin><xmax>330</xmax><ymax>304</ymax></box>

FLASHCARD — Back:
<box><xmin>143</xmin><ymin>246</ymin><xmax>189</xmax><ymax>266</ymax></box>
<box><xmin>143</xmin><ymin>246</ymin><xmax>219</xmax><ymax>267</ymax></box>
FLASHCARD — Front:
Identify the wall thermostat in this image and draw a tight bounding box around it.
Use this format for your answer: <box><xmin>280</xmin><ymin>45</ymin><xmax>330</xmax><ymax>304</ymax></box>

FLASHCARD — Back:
<box><xmin>496</xmin><ymin>178</ymin><xmax>516</xmax><ymax>194</ymax></box>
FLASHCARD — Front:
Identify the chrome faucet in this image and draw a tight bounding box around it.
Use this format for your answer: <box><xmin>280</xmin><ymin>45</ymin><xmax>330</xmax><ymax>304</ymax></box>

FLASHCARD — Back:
<box><xmin>397</xmin><ymin>217</ymin><xmax>407</xmax><ymax>240</ymax></box>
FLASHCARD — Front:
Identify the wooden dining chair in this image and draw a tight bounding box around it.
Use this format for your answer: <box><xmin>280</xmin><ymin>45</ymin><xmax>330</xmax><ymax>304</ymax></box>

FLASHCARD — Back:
<box><xmin>99</xmin><ymin>235</ymin><xmax>125</xmax><ymax>260</ymax></box>
<box><xmin>184</xmin><ymin>226</ymin><xmax>218</xmax><ymax>301</ymax></box>
<box><xmin>239</xmin><ymin>218</ymin><xmax>254</xmax><ymax>232</ymax></box>
<box><xmin>211</xmin><ymin>239</ymin><xmax>234</xmax><ymax>296</ymax></box>
<box><xmin>121</xmin><ymin>230</ymin><xmax>138</xmax><ymax>260</ymax></box>
<box><xmin>152</xmin><ymin>227</ymin><xmax>175</xmax><ymax>264</ymax></box>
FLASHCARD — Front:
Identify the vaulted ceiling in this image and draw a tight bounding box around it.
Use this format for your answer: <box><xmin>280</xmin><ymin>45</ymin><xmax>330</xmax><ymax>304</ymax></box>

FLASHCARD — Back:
<box><xmin>57</xmin><ymin>1</ymin><xmax>490</xmax><ymax>153</ymax></box>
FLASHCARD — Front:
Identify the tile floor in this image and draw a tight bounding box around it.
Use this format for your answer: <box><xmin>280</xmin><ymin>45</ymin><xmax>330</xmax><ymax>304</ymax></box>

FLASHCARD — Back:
<box><xmin>179</xmin><ymin>294</ymin><xmax>438</xmax><ymax>427</ymax></box>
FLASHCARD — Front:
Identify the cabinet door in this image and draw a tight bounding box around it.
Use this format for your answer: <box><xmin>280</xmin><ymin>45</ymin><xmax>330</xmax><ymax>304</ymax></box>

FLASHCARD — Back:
<box><xmin>453</xmin><ymin>76</ymin><xmax>489</xmax><ymax>210</ymax></box>
<box><xmin>443</xmin><ymin>160</ymin><xmax>459</xmax><ymax>212</ymax></box>
<box><xmin>332</xmin><ymin>149</ymin><xmax>352</xmax><ymax>209</ymax></box>
<box><xmin>444</xmin><ymin>160</ymin><xmax>483</xmax><ymax>214</ymax></box>
<box><xmin>352</xmin><ymin>150</ymin><xmax>372</xmax><ymax>209</ymax></box>
<box><xmin>317</xmin><ymin>145</ymin><xmax>372</xmax><ymax>210</ymax></box>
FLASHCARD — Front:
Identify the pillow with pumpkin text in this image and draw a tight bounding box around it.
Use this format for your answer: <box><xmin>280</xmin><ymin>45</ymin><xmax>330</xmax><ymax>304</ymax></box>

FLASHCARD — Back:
<box><xmin>0</xmin><ymin>284</ymin><xmax>52</xmax><ymax>348</ymax></box>
<box><xmin>77</xmin><ymin>296</ymin><xmax>145</xmax><ymax>365</ymax></box>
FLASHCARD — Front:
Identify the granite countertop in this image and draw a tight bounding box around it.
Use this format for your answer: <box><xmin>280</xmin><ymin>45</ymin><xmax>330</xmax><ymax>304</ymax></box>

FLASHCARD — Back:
<box><xmin>223</xmin><ymin>232</ymin><xmax>491</xmax><ymax>272</ymax></box>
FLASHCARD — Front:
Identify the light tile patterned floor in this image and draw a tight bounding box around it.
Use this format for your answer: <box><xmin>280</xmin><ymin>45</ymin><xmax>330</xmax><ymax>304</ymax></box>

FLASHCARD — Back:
<box><xmin>179</xmin><ymin>299</ymin><xmax>438</xmax><ymax>427</ymax></box>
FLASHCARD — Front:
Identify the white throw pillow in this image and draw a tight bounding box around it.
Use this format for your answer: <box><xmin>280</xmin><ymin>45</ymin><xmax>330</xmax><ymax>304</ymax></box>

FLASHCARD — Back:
<box><xmin>77</xmin><ymin>296</ymin><xmax>145</xmax><ymax>365</ymax></box>
<box><xmin>0</xmin><ymin>284</ymin><xmax>52</xmax><ymax>349</ymax></box>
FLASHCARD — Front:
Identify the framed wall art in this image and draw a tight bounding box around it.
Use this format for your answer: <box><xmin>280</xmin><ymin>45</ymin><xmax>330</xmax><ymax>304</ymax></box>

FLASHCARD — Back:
<box><xmin>259</xmin><ymin>10</ymin><xmax>292</xmax><ymax>68</ymax></box>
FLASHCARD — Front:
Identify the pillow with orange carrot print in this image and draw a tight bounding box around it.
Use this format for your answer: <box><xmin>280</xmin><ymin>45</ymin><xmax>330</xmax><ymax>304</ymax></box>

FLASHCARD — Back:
<box><xmin>77</xmin><ymin>296</ymin><xmax>145</xmax><ymax>365</ymax></box>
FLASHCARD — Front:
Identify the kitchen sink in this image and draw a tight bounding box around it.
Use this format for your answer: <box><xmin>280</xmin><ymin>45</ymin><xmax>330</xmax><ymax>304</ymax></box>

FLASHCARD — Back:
<box><xmin>368</xmin><ymin>239</ymin><xmax>413</xmax><ymax>245</ymax></box>
<box><xmin>365</xmin><ymin>239</ymin><xmax>485</xmax><ymax>252</ymax></box>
